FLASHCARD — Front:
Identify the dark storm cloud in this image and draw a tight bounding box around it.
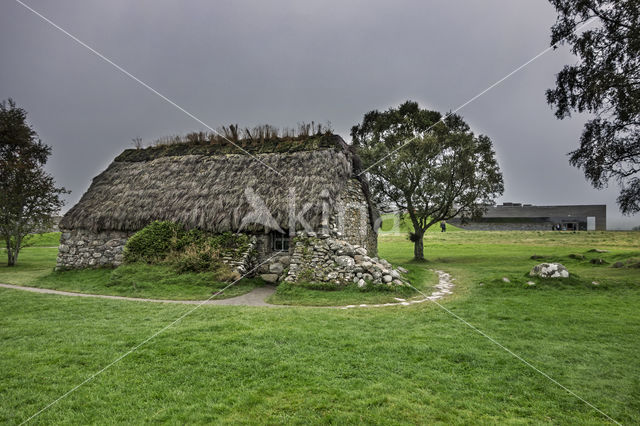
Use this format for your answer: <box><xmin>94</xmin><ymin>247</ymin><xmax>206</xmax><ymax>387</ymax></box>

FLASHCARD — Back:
<box><xmin>1</xmin><ymin>0</ymin><xmax>637</xmax><ymax>228</ymax></box>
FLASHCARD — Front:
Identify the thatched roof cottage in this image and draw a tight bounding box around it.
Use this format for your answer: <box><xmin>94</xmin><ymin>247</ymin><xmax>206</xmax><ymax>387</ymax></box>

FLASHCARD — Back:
<box><xmin>56</xmin><ymin>134</ymin><xmax>396</xmax><ymax>285</ymax></box>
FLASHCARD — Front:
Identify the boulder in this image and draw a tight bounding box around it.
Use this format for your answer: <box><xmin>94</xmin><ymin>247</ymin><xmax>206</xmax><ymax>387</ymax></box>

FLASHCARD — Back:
<box><xmin>260</xmin><ymin>274</ymin><xmax>279</xmax><ymax>283</ymax></box>
<box><xmin>382</xmin><ymin>275</ymin><xmax>393</xmax><ymax>283</ymax></box>
<box><xmin>397</xmin><ymin>266</ymin><xmax>408</xmax><ymax>274</ymax></box>
<box><xmin>357</xmin><ymin>279</ymin><xmax>366</xmax><ymax>288</ymax></box>
<box><xmin>269</xmin><ymin>262</ymin><xmax>284</xmax><ymax>274</ymax></box>
<box><xmin>355</xmin><ymin>247</ymin><xmax>368</xmax><ymax>256</ymax></box>
<box><xmin>336</xmin><ymin>256</ymin><xmax>355</xmax><ymax>268</ymax></box>
<box><xmin>529</xmin><ymin>263</ymin><xmax>569</xmax><ymax>278</ymax></box>
<box><xmin>278</xmin><ymin>256</ymin><xmax>291</xmax><ymax>266</ymax></box>
<box><xmin>360</xmin><ymin>261</ymin><xmax>372</xmax><ymax>269</ymax></box>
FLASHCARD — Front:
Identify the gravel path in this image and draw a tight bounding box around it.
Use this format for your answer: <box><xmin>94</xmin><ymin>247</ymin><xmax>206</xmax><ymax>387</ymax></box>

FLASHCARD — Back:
<box><xmin>0</xmin><ymin>270</ymin><xmax>454</xmax><ymax>308</ymax></box>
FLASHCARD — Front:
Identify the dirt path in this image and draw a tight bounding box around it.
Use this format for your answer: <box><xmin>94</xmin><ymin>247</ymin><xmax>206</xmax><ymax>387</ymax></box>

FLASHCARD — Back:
<box><xmin>0</xmin><ymin>283</ymin><xmax>278</xmax><ymax>306</ymax></box>
<box><xmin>0</xmin><ymin>270</ymin><xmax>455</xmax><ymax>308</ymax></box>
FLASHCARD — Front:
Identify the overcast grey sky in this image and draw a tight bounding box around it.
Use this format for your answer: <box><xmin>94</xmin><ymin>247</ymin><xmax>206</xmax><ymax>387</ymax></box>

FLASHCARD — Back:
<box><xmin>2</xmin><ymin>0</ymin><xmax>638</xmax><ymax>229</ymax></box>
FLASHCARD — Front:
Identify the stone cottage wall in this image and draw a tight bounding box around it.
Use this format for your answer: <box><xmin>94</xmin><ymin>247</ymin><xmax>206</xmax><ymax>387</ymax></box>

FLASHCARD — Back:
<box><xmin>333</xmin><ymin>178</ymin><xmax>377</xmax><ymax>256</ymax></box>
<box><xmin>56</xmin><ymin>229</ymin><xmax>132</xmax><ymax>270</ymax></box>
<box><xmin>57</xmin><ymin>229</ymin><xmax>258</xmax><ymax>273</ymax></box>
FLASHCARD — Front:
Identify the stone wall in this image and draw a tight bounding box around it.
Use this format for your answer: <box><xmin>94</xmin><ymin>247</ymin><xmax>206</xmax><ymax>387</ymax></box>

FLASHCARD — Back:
<box><xmin>57</xmin><ymin>229</ymin><xmax>258</xmax><ymax>274</ymax></box>
<box><xmin>221</xmin><ymin>236</ymin><xmax>258</xmax><ymax>275</ymax></box>
<box><xmin>333</xmin><ymin>178</ymin><xmax>377</xmax><ymax>255</ymax></box>
<box><xmin>56</xmin><ymin>229</ymin><xmax>132</xmax><ymax>270</ymax></box>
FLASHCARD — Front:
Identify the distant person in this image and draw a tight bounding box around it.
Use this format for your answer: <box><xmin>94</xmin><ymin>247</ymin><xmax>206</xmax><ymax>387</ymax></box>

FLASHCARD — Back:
<box><xmin>440</xmin><ymin>220</ymin><xmax>447</xmax><ymax>232</ymax></box>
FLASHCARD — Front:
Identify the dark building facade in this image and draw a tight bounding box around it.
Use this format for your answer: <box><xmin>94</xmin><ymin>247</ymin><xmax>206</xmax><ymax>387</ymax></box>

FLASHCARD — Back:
<box><xmin>451</xmin><ymin>203</ymin><xmax>606</xmax><ymax>231</ymax></box>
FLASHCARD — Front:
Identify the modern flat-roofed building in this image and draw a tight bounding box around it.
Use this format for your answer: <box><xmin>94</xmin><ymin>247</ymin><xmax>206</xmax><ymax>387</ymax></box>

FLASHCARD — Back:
<box><xmin>450</xmin><ymin>203</ymin><xmax>606</xmax><ymax>231</ymax></box>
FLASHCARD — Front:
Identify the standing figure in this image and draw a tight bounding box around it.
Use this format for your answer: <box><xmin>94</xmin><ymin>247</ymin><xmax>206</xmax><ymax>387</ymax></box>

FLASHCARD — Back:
<box><xmin>440</xmin><ymin>220</ymin><xmax>447</xmax><ymax>232</ymax></box>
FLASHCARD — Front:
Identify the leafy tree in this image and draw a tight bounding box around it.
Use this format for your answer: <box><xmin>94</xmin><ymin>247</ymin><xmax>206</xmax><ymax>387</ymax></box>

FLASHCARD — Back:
<box><xmin>0</xmin><ymin>99</ymin><xmax>68</xmax><ymax>266</ymax></box>
<box><xmin>547</xmin><ymin>0</ymin><xmax>640</xmax><ymax>213</ymax></box>
<box><xmin>352</xmin><ymin>101</ymin><xmax>504</xmax><ymax>260</ymax></box>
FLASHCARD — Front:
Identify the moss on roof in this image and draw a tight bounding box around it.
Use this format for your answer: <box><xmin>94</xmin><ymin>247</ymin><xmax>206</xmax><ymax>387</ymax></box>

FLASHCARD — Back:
<box><xmin>115</xmin><ymin>133</ymin><xmax>345</xmax><ymax>162</ymax></box>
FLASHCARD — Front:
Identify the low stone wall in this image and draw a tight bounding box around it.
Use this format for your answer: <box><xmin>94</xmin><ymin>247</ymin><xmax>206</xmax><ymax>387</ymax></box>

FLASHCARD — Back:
<box><xmin>56</xmin><ymin>229</ymin><xmax>132</xmax><ymax>270</ymax></box>
<box><xmin>221</xmin><ymin>236</ymin><xmax>258</xmax><ymax>276</ymax></box>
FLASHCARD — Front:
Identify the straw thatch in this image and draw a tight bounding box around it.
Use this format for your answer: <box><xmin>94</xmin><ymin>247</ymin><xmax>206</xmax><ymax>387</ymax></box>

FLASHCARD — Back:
<box><xmin>61</xmin><ymin>135</ymin><xmax>376</xmax><ymax>233</ymax></box>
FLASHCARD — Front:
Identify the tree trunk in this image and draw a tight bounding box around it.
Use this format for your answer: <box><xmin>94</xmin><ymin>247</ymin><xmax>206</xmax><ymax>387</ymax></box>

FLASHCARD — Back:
<box><xmin>7</xmin><ymin>247</ymin><xmax>16</xmax><ymax>266</ymax></box>
<box><xmin>413</xmin><ymin>230</ymin><xmax>425</xmax><ymax>260</ymax></box>
<box><xmin>5</xmin><ymin>237</ymin><xmax>19</xmax><ymax>266</ymax></box>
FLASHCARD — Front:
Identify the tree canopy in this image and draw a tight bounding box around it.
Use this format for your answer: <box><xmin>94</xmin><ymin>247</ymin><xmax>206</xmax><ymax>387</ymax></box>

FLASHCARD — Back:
<box><xmin>547</xmin><ymin>0</ymin><xmax>640</xmax><ymax>213</ymax></box>
<box><xmin>0</xmin><ymin>99</ymin><xmax>67</xmax><ymax>266</ymax></box>
<box><xmin>352</xmin><ymin>101</ymin><xmax>503</xmax><ymax>260</ymax></box>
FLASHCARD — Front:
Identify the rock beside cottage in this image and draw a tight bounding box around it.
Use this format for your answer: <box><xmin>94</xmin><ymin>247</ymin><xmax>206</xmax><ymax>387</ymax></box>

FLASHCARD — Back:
<box><xmin>283</xmin><ymin>235</ymin><xmax>408</xmax><ymax>287</ymax></box>
<box><xmin>529</xmin><ymin>263</ymin><xmax>569</xmax><ymax>278</ymax></box>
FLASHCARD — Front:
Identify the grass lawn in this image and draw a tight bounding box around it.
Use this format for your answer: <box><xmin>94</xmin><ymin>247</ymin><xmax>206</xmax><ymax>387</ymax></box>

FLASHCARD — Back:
<box><xmin>1</xmin><ymin>231</ymin><xmax>639</xmax><ymax>423</ymax></box>
<box><xmin>22</xmin><ymin>232</ymin><xmax>61</xmax><ymax>247</ymax></box>
<box><xmin>0</xmin><ymin>257</ymin><xmax>262</xmax><ymax>301</ymax></box>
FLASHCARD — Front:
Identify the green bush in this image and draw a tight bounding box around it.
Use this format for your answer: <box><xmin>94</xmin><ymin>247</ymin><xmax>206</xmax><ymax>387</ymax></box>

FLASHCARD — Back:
<box><xmin>123</xmin><ymin>221</ymin><xmax>184</xmax><ymax>263</ymax></box>
<box><xmin>170</xmin><ymin>242</ymin><xmax>220</xmax><ymax>273</ymax></box>
<box><xmin>123</xmin><ymin>222</ymin><xmax>250</xmax><ymax>277</ymax></box>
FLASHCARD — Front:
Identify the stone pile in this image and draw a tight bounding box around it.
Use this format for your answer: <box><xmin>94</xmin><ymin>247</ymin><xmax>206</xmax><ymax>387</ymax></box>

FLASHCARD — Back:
<box><xmin>529</xmin><ymin>263</ymin><xmax>570</xmax><ymax>278</ymax></box>
<box><xmin>259</xmin><ymin>233</ymin><xmax>408</xmax><ymax>287</ymax></box>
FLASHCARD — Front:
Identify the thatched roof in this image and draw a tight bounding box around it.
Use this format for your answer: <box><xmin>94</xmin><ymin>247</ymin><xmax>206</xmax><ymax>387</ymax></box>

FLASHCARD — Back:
<box><xmin>61</xmin><ymin>134</ymin><xmax>377</xmax><ymax>233</ymax></box>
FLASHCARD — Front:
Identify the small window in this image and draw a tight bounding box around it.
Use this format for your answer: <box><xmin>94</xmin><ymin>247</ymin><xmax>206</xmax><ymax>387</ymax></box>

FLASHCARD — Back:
<box><xmin>271</xmin><ymin>232</ymin><xmax>290</xmax><ymax>252</ymax></box>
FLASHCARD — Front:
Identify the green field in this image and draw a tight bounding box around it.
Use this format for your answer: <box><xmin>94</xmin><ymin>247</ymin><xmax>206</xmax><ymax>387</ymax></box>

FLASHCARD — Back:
<box><xmin>1</xmin><ymin>231</ymin><xmax>639</xmax><ymax>423</ymax></box>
